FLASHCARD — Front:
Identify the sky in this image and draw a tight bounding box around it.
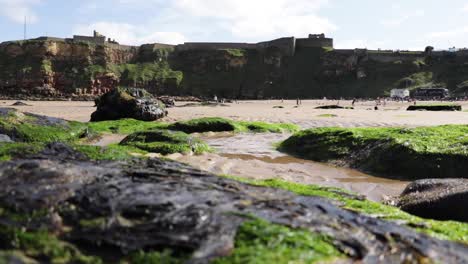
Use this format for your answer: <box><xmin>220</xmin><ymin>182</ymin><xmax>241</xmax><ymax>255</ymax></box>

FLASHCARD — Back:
<box><xmin>1</xmin><ymin>0</ymin><xmax>468</xmax><ymax>50</ymax></box>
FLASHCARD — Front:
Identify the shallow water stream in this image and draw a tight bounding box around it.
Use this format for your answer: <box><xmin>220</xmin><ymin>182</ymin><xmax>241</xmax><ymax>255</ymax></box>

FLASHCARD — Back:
<box><xmin>92</xmin><ymin>132</ymin><xmax>408</xmax><ymax>201</ymax></box>
<box><xmin>171</xmin><ymin>132</ymin><xmax>409</xmax><ymax>202</ymax></box>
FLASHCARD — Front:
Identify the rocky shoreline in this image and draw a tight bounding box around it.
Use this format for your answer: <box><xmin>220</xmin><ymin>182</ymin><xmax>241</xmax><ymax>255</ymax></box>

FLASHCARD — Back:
<box><xmin>0</xmin><ymin>106</ymin><xmax>467</xmax><ymax>263</ymax></box>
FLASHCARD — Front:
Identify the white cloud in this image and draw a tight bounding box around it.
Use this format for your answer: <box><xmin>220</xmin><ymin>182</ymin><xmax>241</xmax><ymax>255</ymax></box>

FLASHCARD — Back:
<box><xmin>427</xmin><ymin>26</ymin><xmax>468</xmax><ymax>38</ymax></box>
<box><xmin>73</xmin><ymin>22</ymin><xmax>187</xmax><ymax>45</ymax></box>
<box><xmin>0</xmin><ymin>0</ymin><xmax>41</xmax><ymax>24</ymax></box>
<box><xmin>336</xmin><ymin>39</ymin><xmax>386</xmax><ymax>49</ymax></box>
<box><xmin>380</xmin><ymin>9</ymin><xmax>425</xmax><ymax>27</ymax></box>
<box><xmin>463</xmin><ymin>3</ymin><xmax>468</xmax><ymax>12</ymax></box>
<box><xmin>77</xmin><ymin>0</ymin><xmax>335</xmax><ymax>43</ymax></box>
<box><xmin>173</xmin><ymin>0</ymin><xmax>336</xmax><ymax>39</ymax></box>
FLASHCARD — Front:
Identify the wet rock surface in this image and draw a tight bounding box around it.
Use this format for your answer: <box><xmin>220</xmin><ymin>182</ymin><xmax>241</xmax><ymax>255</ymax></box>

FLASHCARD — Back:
<box><xmin>395</xmin><ymin>179</ymin><xmax>468</xmax><ymax>222</ymax></box>
<box><xmin>90</xmin><ymin>88</ymin><xmax>167</xmax><ymax>122</ymax></box>
<box><xmin>0</xmin><ymin>134</ymin><xmax>12</xmax><ymax>143</ymax></box>
<box><xmin>0</xmin><ymin>144</ymin><xmax>467</xmax><ymax>263</ymax></box>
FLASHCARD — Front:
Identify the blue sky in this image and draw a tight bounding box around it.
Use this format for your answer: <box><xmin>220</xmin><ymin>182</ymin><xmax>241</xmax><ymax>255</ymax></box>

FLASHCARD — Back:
<box><xmin>1</xmin><ymin>0</ymin><xmax>468</xmax><ymax>50</ymax></box>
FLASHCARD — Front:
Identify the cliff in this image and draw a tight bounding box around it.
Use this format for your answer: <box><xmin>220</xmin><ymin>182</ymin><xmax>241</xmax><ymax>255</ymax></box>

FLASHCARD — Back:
<box><xmin>1</xmin><ymin>39</ymin><xmax>468</xmax><ymax>99</ymax></box>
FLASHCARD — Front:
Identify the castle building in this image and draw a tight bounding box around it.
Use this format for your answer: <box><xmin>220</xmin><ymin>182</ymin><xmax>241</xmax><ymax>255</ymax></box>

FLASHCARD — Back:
<box><xmin>72</xmin><ymin>30</ymin><xmax>114</xmax><ymax>45</ymax></box>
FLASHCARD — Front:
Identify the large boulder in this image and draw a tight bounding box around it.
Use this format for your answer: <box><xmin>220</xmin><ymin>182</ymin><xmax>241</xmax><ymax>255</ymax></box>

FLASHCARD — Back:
<box><xmin>90</xmin><ymin>88</ymin><xmax>167</xmax><ymax>122</ymax></box>
<box><xmin>395</xmin><ymin>179</ymin><xmax>468</xmax><ymax>222</ymax></box>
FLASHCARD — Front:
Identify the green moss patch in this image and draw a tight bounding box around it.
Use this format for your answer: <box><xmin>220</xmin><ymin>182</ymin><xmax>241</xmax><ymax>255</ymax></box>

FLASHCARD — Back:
<box><xmin>317</xmin><ymin>114</ymin><xmax>338</xmax><ymax>118</ymax></box>
<box><xmin>120</xmin><ymin>129</ymin><xmax>211</xmax><ymax>155</ymax></box>
<box><xmin>279</xmin><ymin>125</ymin><xmax>468</xmax><ymax>179</ymax></box>
<box><xmin>0</xmin><ymin>142</ymin><xmax>43</xmax><ymax>161</ymax></box>
<box><xmin>87</xmin><ymin>119</ymin><xmax>168</xmax><ymax>134</ymax></box>
<box><xmin>73</xmin><ymin>144</ymin><xmax>147</xmax><ymax>161</ymax></box>
<box><xmin>407</xmin><ymin>104</ymin><xmax>462</xmax><ymax>111</ymax></box>
<box><xmin>222</xmin><ymin>176</ymin><xmax>468</xmax><ymax>244</ymax></box>
<box><xmin>0</xmin><ymin>225</ymin><xmax>101</xmax><ymax>264</ymax></box>
<box><xmin>169</xmin><ymin>117</ymin><xmax>299</xmax><ymax>134</ymax></box>
<box><xmin>214</xmin><ymin>219</ymin><xmax>344</xmax><ymax>264</ymax></box>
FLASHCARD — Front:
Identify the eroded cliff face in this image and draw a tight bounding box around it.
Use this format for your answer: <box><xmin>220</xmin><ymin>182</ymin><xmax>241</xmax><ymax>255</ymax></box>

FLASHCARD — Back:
<box><xmin>2</xmin><ymin>39</ymin><xmax>468</xmax><ymax>99</ymax></box>
<box><xmin>0</xmin><ymin>40</ymin><xmax>142</xmax><ymax>98</ymax></box>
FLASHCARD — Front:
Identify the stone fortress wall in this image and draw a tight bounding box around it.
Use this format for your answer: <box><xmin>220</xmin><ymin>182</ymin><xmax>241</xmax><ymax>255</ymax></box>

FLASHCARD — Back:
<box><xmin>11</xmin><ymin>30</ymin><xmax>468</xmax><ymax>62</ymax></box>
<box><xmin>174</xmin><ymin>33</ymin><xmax>333</xmax><ymax>56</ymax></box>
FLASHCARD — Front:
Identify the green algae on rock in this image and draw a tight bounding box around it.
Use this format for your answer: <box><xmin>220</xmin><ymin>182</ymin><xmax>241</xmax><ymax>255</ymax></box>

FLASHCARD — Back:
<box><xmin>87</xmin><ymin>118</ymin><xmax>168</xmax><ymax>134</ymax></box>
<box><xmin>0</xmin><ymin>108</ymin><xmax>87</xmax><ymax>143</ymax></box>
<box><xmin>213</xmin><ymin>218</ymin><xmax>344</xmax><ymax>264</ymax></box>
<box><xmin>120</xmin><ymin>129</ymin><xmax>211</xmax><ymax>155</ymax></box>
<box><xmin>279</xmin><ymin>125</ymin><xmax>468</xmax><ymax>179</ymax></box>
<box><xmin>169</xmin><ymin>117</ymin><xmax>299</xmax><ymax>134</ymax></box>
<box><xmin>222</xmin><ymin>176</ymin><xmax>468</xmax><ymax>244</ymax></box>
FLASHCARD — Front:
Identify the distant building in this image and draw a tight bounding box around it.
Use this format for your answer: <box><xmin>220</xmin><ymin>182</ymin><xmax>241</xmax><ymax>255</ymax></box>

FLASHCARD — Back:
<box><xmin>72</xmin><ymin>30</ymin><xmax>118</xmax><ymax>45</ymax></box>
<box><xmin>391</xmin><ymin>89</ymin><xmax>410</xmax><ymax>99</ymax></box>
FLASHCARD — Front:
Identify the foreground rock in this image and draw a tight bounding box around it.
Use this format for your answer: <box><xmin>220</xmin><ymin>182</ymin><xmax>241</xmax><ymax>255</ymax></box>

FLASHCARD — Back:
<box><xmin>0</xmin><ymin>144</ymin><xmax>466</xmax><ymax>263</ymax></box>
<box><xmin>395</xmin><ymin>179</ymin><xmax>468</xmax><ymax>222</ymax></box>
<box><xmin>91</xmin><ymin>88</ymin><xmax>167</xmax><ymax>122</ymax></box>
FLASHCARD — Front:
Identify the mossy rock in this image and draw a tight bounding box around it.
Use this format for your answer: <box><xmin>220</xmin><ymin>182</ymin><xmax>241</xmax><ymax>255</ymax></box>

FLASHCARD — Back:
<box><xmin>91</xmin><ymin>88</ymin><xmax>167</xmax><ymax>122</ymax></box>
<box><xmin>168</xmin><ymin>117</ymin><xmax>240</xmax><ymax>133</ymax></box>
<box><xmin>0</xmin><ymin>108</ymin><xmax>87</xmax><ymax>143</ymax></box>
<box><xmin>407</xmin><ymin>104</ymin><xmax>462</xmax><ymax>111</ymax></box>
<box><xmin>120</xmin><ymin>129</ymin><xmax>211</xmax><ymax>155</ymax></box>
<box><xmin>168</xmin><ymin>117</ymin><xmax>299</xmax><ymax>134</ymax></box>
<box><xmin>279</xmin><ymin>126</ymin><xmax>468</xmax><ymax>179</ymax></box>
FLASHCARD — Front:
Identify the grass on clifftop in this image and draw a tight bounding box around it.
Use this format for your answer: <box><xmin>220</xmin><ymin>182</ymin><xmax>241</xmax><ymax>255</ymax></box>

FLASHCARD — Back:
<box><xmin>223</xmin><ymin>176</ymin><xmax>468</xmax><ymax>244</ymax></box>
<box><xmin>279</xmin><ymin>125</ymin><xmax>468</xmax><ymax>179</ymax></box>
<box><xmin>168</xmin><ymin>117</ymin><xmax>299</xmax><ymax>134</ymax></box>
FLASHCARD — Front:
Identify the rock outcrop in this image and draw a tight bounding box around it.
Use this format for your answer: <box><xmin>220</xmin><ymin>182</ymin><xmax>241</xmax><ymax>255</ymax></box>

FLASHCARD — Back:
<box><xmin>0</xmin><ymin>144</ymin><xmax>467</xmax><ymax>263</ymax></box>
<box><xmin>90</xmin><ymin>88</ymin><xmax>167</xmax><ymax>122</ymax></box>
<box><xmin>395</xmin><ymin>179</ymin><xmax>468</xmax><ymax>222</ymax></box>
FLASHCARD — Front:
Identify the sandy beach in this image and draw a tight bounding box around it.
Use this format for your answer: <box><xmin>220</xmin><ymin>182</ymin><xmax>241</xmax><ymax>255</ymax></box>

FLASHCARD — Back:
<box><xmin>3</xmin><ymin>99</ymin><xmax>468</xmax><ymax>127</ymax></box>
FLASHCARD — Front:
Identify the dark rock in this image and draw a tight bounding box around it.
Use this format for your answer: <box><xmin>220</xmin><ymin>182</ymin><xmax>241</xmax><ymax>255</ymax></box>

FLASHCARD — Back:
<box><xmin>90</xmin><ymin>88</ymin><xmax>167</xmax><ymax>122</ymax></box>
<box><xmin>315</xmin><ymin>105</ymin><xmax>353</xmax><ymax>109</ymax></box>
<box><xmin>395</xmin><ymin>179</ymin><xmax>468</xmax><ymax>222</ymax></box>
<box><xmin>11</xmin><ymin>101</ymin><xmax>30</xmax><ymax>106</ymax></box>
<box><xmin>158</xmin><ymin>96</ymin><xmax>176</xmax><ymax>108</ymax></box>
<box><xmin>407</xmin><ymin>105</ymin><xmax>462</xmax><ymax>111</ymax></box>
<box><xmin>0</xmin><ymin>147</ymin><xmax>467</xmax><ymax>263</ymax></box>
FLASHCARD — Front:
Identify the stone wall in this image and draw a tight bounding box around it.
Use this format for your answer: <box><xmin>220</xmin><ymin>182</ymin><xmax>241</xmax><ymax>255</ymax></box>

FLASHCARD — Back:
<box><xmin>73</xmin><ymin>35</ymin><xmax>106</xmax><ymax>45</ymax></box>
<box><xmin>367</xmin><ymin>51</ymin><xmax>424</xmax><ymax>63</ymax></box>
<box><xmin>176</xmin><ymin>42</ymin><xmax>256</xmax><ymax>51</ymax></box>
<box><xmin>296</xmin><ymin>37</ymin><xmax>333</xmax><ymax>49</ymax></box>
<box><xmin>257</xmin><ymin>37</ymin><xmax>296</xmax><ymax>56</ymax></box>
